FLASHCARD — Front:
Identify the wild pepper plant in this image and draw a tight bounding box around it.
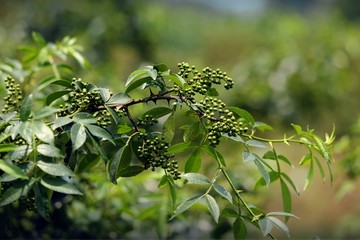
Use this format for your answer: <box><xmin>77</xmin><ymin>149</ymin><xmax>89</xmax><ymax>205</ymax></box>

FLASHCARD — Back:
<box><xmin>0</xmin><ymin>33</ymin><xmax>335</xmax><ymax>239</ymax></box>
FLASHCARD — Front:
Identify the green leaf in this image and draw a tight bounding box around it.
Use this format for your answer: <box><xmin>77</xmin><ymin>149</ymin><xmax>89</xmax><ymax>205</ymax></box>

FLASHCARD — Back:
<box><xmin>86</xmin><ymin>124</ymin><xmax>113</xmax><ymax>142</ymax></box>
<box><xmin>158</xmin><ymin>175</ymin><xmax>168</xmax><ymax>188</ymax></box>
<box><xmin>268</xmin><ymin>217</ymin><xmax>290</xmax><ymax>238</ymax></box>
<box><xmin>0</xmin><ymin>143</ymin><xmax>17</xmax><ymax>153</ymax></box>
<box><xmin>201</xmin><ymin>145</ymin><xmax>226</xmax><ymax>167</ymax></box>
<box><xmin>73</xmin><ymin>112</ymin><xmax>97</xmax><ymax>125</ymax></box>
<box><xmin>40</xmin><ymin>176</ymin><xmax>83</xmax><ymax>195</ymax></box>
<box><xmin>314</xmin><ymin>156</ymin><xmax>326</xmax><ymax>182</ymax></box>
<box><xmin>125</xmin><ymin>76</ymin><xmax>152</xmax><ymax>94</ymax></box>
<box><xmin>37</xmin><ymin>144</ymin><xmax>63</xmax><ymax>158</ymax></box>
<box><xmin>182</xmin><ymin>122</ymin><xmax>200</xmax><ymax>142</ymax></box>
<box><xmin>117</xmin><ymin>165</ymin><xmax>144</xmax><ymax>177</ymax></box>
<box><xmin>184</xmin><ymin>149</ymin><xmax>201</xmax><ymax>173</ymax></box>
<box><xmin>184</xmin><ymin>173</ymin><xmax>211</xmax><ymax>185</ymax></box>
<box><xmin>18</xmin><ymin>121</ymin><xmax>32</xmax><ymax>144</ymax></box>
<box><xmin>281</xmin><ymin>173</ymin><xmax>300</xmax><ymax>195</ymax></box>
<box><xmin>242</xmin><ymin>150</ymin><xmax>256</xmax><ymax>162</ymax></box>
<box><xmin>266</xmin><ymin>211</ymin><xmax>299</xmax><ymax>219</ymax></box>
<box><xmin>20</xmin><ymin>94</ymin><xmax>33</xmax><ymax>121</ymax></box>
<box><xmin>233</xmin><ymin>217</ymin><xmax>247</xmax><ymax>240</ymax></box>
<box><xmin>253</xmin><ymin>121</ymin><xmax>273</xmax><ymax>132</ymax></box>
<box><xmin>304</xmin><ymin>157</ymin><xmax>314</xmax><ymax>191</ymax></box>
<box><xmin>254</xmin><ymin>158</ymin><xmax>270</xmax><ymax>187</ymax></box>
<box><xmin>246</xmin><ymin>140</ymin><xmax>268</xmax><ymax>148</ymax></box>
<box><xmin>167</xmin><ymin>175</ymin><xmax>177</xmax><ymax>209</ymax></box>
<box><xmin>254</xmin><ymin>171</ymin><xmax>279</xmax><ymax>189</ymax></box>
<box><xmin>117</xmin><ymin>124</ymin><xmax>133</xmax><ymax>134</ymax></box>
<box><xmin>108</xmin><ymin>144</ymin><xmax>132</xmax><ymax>184</ymax></box>
<box><xmin>148</xmin><ymin>68</ymin><xmax>157</xmax><ymax>80</ymax></box>
<box><xmin>37</xmin><ymin>160</ymin><xmax>74</xmax><ymax>177</ymax></box>
<box><xmin>52</xmin><ymin>117</ymin><xmax>73</xmax><ymax>130</ymax></box>
<box><xmin>166</xmin><ymin>74</ymin><xmax>185</xmax><ymax>87</ymax></box>
<box><xmin>31</xmin><ymin>120</ymin><xmax>54</xmax><ymax>144</ymax></box>
<box><xmin>259</xmin><ymin>217</ymin><xmax>273</xmax><ymax>237</ymax></box>
<box><xmin>74</xmin><ymin>153</ymin><xmax>100</xmax><ymax>174</ymax></box>
<box><xmin>45</xmin><ymin>90</ymin><xmax>70</xmax><ymax>106</ymax></box>
<box><xmin>207</xmin><ymin>88</ymin><xmax>219</xmax><ymax>96</ymax></box>
<box><xmin>33</xmin><ymin>106</ymin><xmax>59</xmax><ymax>120</ymax></box>
<box><xmin>154</xmin><ymin>63</ymin><xmax>169</xmax><ymax>72</ymax></box>
<box><xmin>205</xmin><ymin>194</ymin><xmax>220</xmax><ymax>223</ymax></box>
<box><xmin>98</xmin><ymin>88</ymin><xmax>112</xmax><ymax>102</ymax></box>
<box><xmin>0</xmin><ymin>179</ymin><xmax>35</xmax><ymax>207</ymax></box>
<box><xmin>291</xmin><ymin>123</ymin><xmax>302</xmax><ymax>135</ymax></box>
<box><xmin>213</xmin><ymin>184</ymin><xmax>233</xmax><ymax>204</ymax></box>
<box><xmin>6</xmin><ymin>145</ymin><xmax>33</xmax><ymax>161</ymax></box>
<box><xmin>222</xmin><ymin>208</ymin><xmax>238</xmax><ymax>218</ymax></box>
<box><xmin>163</xmin><ymin>114</ymin><xmax>175</xmax><ymax>142</ymax></box>
<box><xmin>0</xmin><ymin>160</ymin><xmax>29</xmax><ymax>180</ymax></box>
<box><xmin>168</xmin><ymin>142</ymin><xmax>197</xmax><ymax>154</ymax></box>
<box><xmin>228</xmin><ymin>107</ymin><xmax>255</xmax><ymax>126</ymax></box>
<box><xmin>32</xmin><ymin>32</ymin><xmax>46</xmax><ymax>46</ymax></box>
<box><xmin>106</xmin><ymin>92</ymin><xmax>132</xmax><ymax>106</ymax></box>
<box><xmin>71</xmin><ymin>123</ymin><xmax>87</xmax><ymax>151</ymax></box>
<box><xmin>170</xmin><ymin>194</ymin><xmax>203</xmax><ymax>220</ymax></box>
<box><xmin>142</xmin><ymin>107</ymin><xmax>173</xmax><ymax>119</ymax></box>
<box><xmin>280</xmin><ymin>179</ymin><xmax>292</xmax><ymax>216</ymax></box>
<box><xmin>126</xmin><ymin>69</ymin><xmax>148</xmax><ymax>86</ymax></box>
<box><xmin>34</xmin><ymin>183</ymin><xmax>51</xmax><ymax>221</ymax></box>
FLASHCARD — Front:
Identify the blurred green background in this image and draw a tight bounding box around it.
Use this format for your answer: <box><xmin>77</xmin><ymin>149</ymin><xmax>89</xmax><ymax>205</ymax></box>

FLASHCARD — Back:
<box><xmin>1</xmin><ymin>0</ymin><xmax>360</xmax><ymax>238</ymax></box>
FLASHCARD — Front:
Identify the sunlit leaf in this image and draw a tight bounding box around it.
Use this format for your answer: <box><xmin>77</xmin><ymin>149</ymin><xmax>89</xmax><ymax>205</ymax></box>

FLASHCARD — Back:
<box><xmin>40</xmin><ymin>176</ymin><xmax>83</xmax><ymax>195</ymax></box>
<box><xmin>52</xmin><ymin>117</ymin><xmax>73</xmax><ymax>130</ymax></box>
<box><xmin>37</xmin><ymin>160</ymin><xmax>74</xmax><ymax>177</ymax></box>
<box><xmin>71</xmin><ymin>123</ymin><xmax>86</xmax><ymax>151</ymax></box>
<box><xmin>86</xmin><ymin>124</ymin><xmax>113</xmax><ymax>142</ymax></box>
<box><xmin>106</xmin><ymin>92</ymin><xmax>132</xmax><ymax>106</ymax></box>
<box><xmin>253</xmin><ymin>121</ymin><xmax>273</xmax><ymax>132</ymax></box>
<box><xmin>184</xmin><ymin>173</ymin><xmax>211</xmax><ymax>185</ymax></box>
<box><xmin>125</xmin><ymin>76</ymin><xmax>152</xmax><ymax>94</ymax></box>
<box><xmin>304</xmin><ymin>158</ymin><xmax>314</xmax><ymax>191</ymax></box>
<box><xmin>33</xmin><ymin>106</ymin><xmax>59</xmax><ymax>119</ymax></box>
<box><xmin>37</xmin><ymin>144</ymin><xmax>63</xmax><ymax>158</ymax></box>
<box><xmin>31</xmin><ymin>121</ymin><xmax>54</xmax><ymax>144</ymax></box>
<box><xmin>73</xmin><ymin>112</ymin><xmax>97</xmax><ymax>125</ymax></box>
<box><xmin>0</xmin><ymin>159</ymin><xmax>28</xmax><ymax>180</ymax></box>
<box><xmin>0</xmin><ymin>143</ymin><xmax>17</xmax><ymax>153</ymax></box>
<box><xmin>45</xmin><ymin>90</ymin><xmax>70</xmax><ymax>106</ymax></box>
<box><xmin>6</xmin><ymin>145</ymin><xmax>33</xmax><ymax>160</ymax></box>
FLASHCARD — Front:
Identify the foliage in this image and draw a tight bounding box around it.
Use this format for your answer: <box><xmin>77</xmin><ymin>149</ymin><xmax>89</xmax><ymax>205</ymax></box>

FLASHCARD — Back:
<box><xmin>0</xmin><ymin>33</ymin><xmax>335</xmax><ymax>239</ymax></box>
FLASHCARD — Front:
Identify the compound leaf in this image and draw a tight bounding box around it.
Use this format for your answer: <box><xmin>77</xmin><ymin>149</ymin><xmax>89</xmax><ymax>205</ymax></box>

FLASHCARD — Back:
<box><xmin>40</xmin><ymin>176</ymin><xmax>82</xmax><ymax>195</ymax></box>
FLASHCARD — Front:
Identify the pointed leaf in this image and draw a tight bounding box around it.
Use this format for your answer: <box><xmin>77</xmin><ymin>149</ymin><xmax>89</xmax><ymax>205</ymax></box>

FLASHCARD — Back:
<box><xmin>106</xmin><ymin>92</ymin><xmax>132</xmax><ymax>106</ymax></box>
<box><xmin>108</xmin><ymin>144</ymin><xmax>132</xmax><ymax>183</ymax></box>
<box><xmin>71</xmin><ymin>123</ymin><xmax>86</xmax><ymax>151</ymax></box>
<box><xmin>34</xmin><ymin>183</ymin><xmax>51</xmax><ymax>221</ymax></box>
<box><xmin>233</xmin><ymin>217</ymin><xmax>247</xmax><ymax>240</ymax></box>
<box><xmin>167</xmin><ymin>175</ymin><xmax>177</xmax><ymax>209</ymax></box>
<box><xmin>304</xmin><ymin>158</ymin><xmax>314</xmax><ymax>191</ymax></box>
<box><xmin>52</xmin><ymin>117</ymin><xmax>73</xmax><ymax>130</ymax></box>
<box><xmin>37</xmin><ymin>144</ymin><xmax>63</xmax><ymax>158</ymax></box>
<box><xmin>184</xmin><ymin>173</ymin><xmax>211</xmax><ymax>185</ymax></box>
<box><xmin>243</xmin><ymin>150</ymin><xmax>256</xmax><ymax>162</ymax></box>
<box><xmin>20</xmin><ymin>94</ymin><xmax>33</xmax><ymax>121</ymax></box>
<box><xmin>168</xmin><ymin>142</ymin><xmax>197</xmax><ymax>154</ymax></box>
<box><xmin>117</xmin><ymin>124</ymin><xmax>133</xmax><ymax>134</ymax></box>
<box><xmin>246</xmin><ymin>140</ymin><xmax>268</xmax><ymax>149</ymax></box>
<box><xmin>45</xmin><ymin>90</ymin><xmax>70</xmax><ymax>106</ymax></box>
<box><xmin>170</xmin><ymin>194</ymin><xmax>203</xmax><ymax>220</ymax></box>
<box><xmin>228</xmin><ymin>107</ymin><xmax>255</xmax><ymax>126</ymax></box>
<box><xmin>86</xmin><ymin>124</ymin><xmax>113</xmax><ymax>141</ymax></box>
<box><xmin>125</xmin><ymin>76</ymin><xmax>152</xmax><ymax>94</ymax></box>
<box><xmin>142</xmin><ymin>107</ymin><xmax>173</xmax><ymax>119</ymax></box>
<box><xmin>254</xmin><ymin>159</ymin><xmax>270</xmax><ymax>187</ymax></box>
<box><xmin>73</xmin><ymin>112</ymin><xmax>97</xmax><ymax>125</ymax></box>
<box><xmin>213</xmin><ymin>184</ymin><xmax>233</xmax><ymax>204</ymax></box>
<box><xmin>268</xmin><ymin>217</ymin><xmax>290</xmax><ymax>238</ymax></box>
<box><xmin>222</xmin><ymin>208</ymin><xmax>239</xmax><ymax>218</ymax></box>
<box><xmin>37</xmin><ymin>160</ymin><xmax>74</xmax><ymax>177</ymax></box>
<box><xmin>205</xmin><ymin>194</ymin><xmax>220</xmax><ymax>223</ymax></box>
<box><xmin>40</xmin><ymin>176</ymin><xmax>82</xmax><ymax>195</ymax></box>
<box><xmin>0</xmin><ymin>143</ymin><xmax>17</xmax><ymax>153</ymax></box>
<box><xmin>259</xmin><ymin>217</ymin><xmax>273</xmax><ymax>237</ymax></box>
<box><xmin>6</xmin><ymin>145</ymin><xmax>33</xmax><ymax>160</ymax></box>
<box><xmin>33</xmin><ymin>106</ymin><xmax>59</xmax><ymax>119</ymax></box>
<box><xmin>117</xmin><ymin>165</ymin><xmax>144</xmax><ymax>177</ymax></box>
<box><xmin>0</xmin><ymin>179</ymin><xmax>34</xmax><ymax>207</ymax></box>
<box><xmin>280</xmin><ymin>179</ymin><xmax>292</xmax><ymax>215</ymax></box>
<box><xmin>182</xmin><ymin>122</ymin><xmax>200</xmax><ymax>142</ymax></box>
<box><xmin>201</xmin><ymin>145</ymin><xmax>226</xmax><ymax>167</ymax></box>
<box><xmin>32</xmin><ymin>121</ymin><xmax>54</xmax><ymax>144</ymax></box>
<box><xmin>281</xmin><ymin>173</ymin><xmax>300</xmax><ymax>195</ymax></box>
<box><xmin>166</xmin><ymin>74</ymin><xmax>185</xmax><ymax>87</ymax></box>
<box><xmin>184</xmin><ymin>149</ymin><xmax>201</xmax><ymax>173</ymax></box>
<box><xmin>163</xmin><ymin>114</ymin><xmax>175</xmax><ymax>142</ymax></box>
<box><xmin>0</xmin><ymin>160</ymin><xmax>28</xmax><ymax>180</ymax></box>
<box><xmin>254</xmin><ymin>171</ymin><xmax>279</xmax><ymax>189</ymax></box>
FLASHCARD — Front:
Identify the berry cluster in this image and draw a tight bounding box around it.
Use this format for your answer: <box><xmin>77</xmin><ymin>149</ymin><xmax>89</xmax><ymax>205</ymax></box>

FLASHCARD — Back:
<box><xmin>1</xmin><ymin>76</ymin><xmax>22</xmax><ymax>113</ymax></box>
<box><xmin>136</xmin><ymin>115</ymin><xmax>158</xmax><ymax>127</ymax></box>
<box><xmin>177</xmin><ymin>62</ymin><xmax>234</xmax><ymax>95</ymax></box>
<box><xmin>59</xmin><ymin>78</ymin><xmax>124</xmax><ymax>127</ymax></box>
<box><xmin>200</xmin><ymin>97</ymin><xmax>248</xmax><ymax>147</ymax></box>
<box><xmin>137</xmin><ymin>133</ymin><xmax>180</xmax><ymax>179</ymax></box>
